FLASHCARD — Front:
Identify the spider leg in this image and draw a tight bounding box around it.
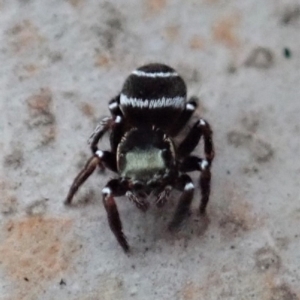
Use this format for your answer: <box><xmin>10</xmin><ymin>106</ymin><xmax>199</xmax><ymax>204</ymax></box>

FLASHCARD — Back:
<box><xmin>179</xmin><ymin>156</ymin><xmax>212</xmax><ymax>214</ymax></box>
<box><xmin>66</xmin><ymin>95</ymin><xmax>123</xmax><ymax>205</ymax></box>
<box><xmin>95</xmin><ymin>150</ymin><xmax>118</xmax><ymax>172</ymax></box>
<box><xmin>88</xmin><ymin>95</ymin><xmax>123</xmax><ymax>153</ymax></box>
<box><xmin>169</xmin><ymin>174</ymin><xmax>194</xmax><ymax>230</ymax></box>
<box><xmin>65</xmin><ymin>151</ymin><xmax>117</xmax><ymax>205</ymax></box>
<box><xmin>155</xmin><ymin>185</ymin><xmax>172</xmax><ymax>208</ymax></box>
<box><xmin>65</xmin><ymin>156</ymin><xmax>99</xmax><ymax>205</ymax></box>
<box><xmin>88</xmin><ymin>116</ymin><xmax>121</xmax><ymax>153</ymax></box>
<box><xmin>107</xmin><ymin>95</ymin><xmax>127</xmax><ymax>152</ymax></box>
<box><xmin>177</xmin><ymin>119</ymin><xmax>214</xmax><ymax>213</ymax></box>
<box><xmin>108</xmin><ymin>95</ymin><xmax>123</xmax><ymax>117</ymax></box>
<box><xmin>177</xmin><ymin>118</ymin><xmax>215</xmax><ymax>162</ymax></box>
<box><xmin>169</xmin><ymin>97</ymin><xmax>198</xmax><ymax>136</ymax></box>
<box><xmin>126</xmin><ymin>190</ymin><xmax>149</xmax><ymax>212</ymax></box>
<box><xmin>199</xmin><ymin>163</ymin><xmax>211</xmax><ymax>214</ymax></box>
<box><xmin>102</xmin><ymin>179</ymin><xmax>129</xmax><ymax>252</ymax></box>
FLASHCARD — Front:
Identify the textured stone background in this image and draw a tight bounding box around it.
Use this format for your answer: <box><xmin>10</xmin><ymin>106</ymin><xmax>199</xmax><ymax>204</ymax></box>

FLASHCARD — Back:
<box><xmin>1</xmin><ymin>0</ymin><xmax>300</xmax><ymax>299</ymax></box>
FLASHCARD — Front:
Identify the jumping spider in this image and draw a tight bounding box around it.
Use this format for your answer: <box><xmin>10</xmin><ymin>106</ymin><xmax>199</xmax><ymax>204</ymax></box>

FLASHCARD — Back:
<box><xmin>65</xmin><ymin>63</ymin><xmax>215</xmax><ymax>252</ymax></box>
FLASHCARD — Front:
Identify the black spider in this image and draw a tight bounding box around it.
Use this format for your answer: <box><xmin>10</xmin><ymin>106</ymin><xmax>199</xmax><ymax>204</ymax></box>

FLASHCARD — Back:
<box><xmin>65</xmin><ymin>63</ymin><xmax>215</xmax><ymax>252</ymax></box>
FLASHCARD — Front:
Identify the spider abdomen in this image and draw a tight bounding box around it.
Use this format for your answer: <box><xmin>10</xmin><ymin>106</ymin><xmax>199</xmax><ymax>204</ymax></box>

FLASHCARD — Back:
<box><xmin>119</xmin><ymin>63</ymin><xmax>187</xmax><ymax>130</ymax></box>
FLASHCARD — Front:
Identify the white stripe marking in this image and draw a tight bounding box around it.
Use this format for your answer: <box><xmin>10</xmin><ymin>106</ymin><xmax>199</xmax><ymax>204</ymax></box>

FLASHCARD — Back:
<box><xmin>200</xmin><ymin>119</ymin><xmax>206</xmax><ymax>126</ymax></box>
<box><xmin>132</xmin><ymin>70</ymin><xmax>178</xmax><ymax>78</ymax></box>
<box><xmin>102</xmin><ymin>187</ymin><xmax>112</xmax><ymax>195</ymax></box>
<box><xmin>201</xmin><ymin>160</ymin><xmax>209</xmax><ymax>170</ymax></box>
<box><xmin>120</xmin><ymin>94</ymin><xmax>185</xmax><ymax>109</ymax></box>
<box><xmin>187</xmin><ymin>103</ymin><xmax>195</xmax><ymax>111</ymax></box>
<box><xmin>109</xmin><ymin>102</ymin><xmax>118</xmax><ymax>110</ymax></box>
<box><xmin>96</xmin><ymin>150</ymin><xmax>104</xmax><ymax>158</ymax></box>
<box><xmin>184</xmin><ymin>182</ymin><xmax>194</xmax><ymax>191</ymax></box>
<box><xmin>115</xmin><ymin>116</ymin><xmax>122</xmax><ymax>123</ymax></box>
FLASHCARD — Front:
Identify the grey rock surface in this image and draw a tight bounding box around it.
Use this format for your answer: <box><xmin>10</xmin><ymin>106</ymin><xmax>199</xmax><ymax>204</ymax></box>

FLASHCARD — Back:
<box><xmin>1</xmin><ymin>0</ymin><xmax>300</xmax><ymax>299</ymax></box>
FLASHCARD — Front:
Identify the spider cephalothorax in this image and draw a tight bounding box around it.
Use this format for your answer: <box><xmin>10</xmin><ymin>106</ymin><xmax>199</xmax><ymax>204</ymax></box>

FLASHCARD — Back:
<box><xmin>65</xmin><ymin>63</ymin><xmax>215</xmax><ymax>252</ymax></box>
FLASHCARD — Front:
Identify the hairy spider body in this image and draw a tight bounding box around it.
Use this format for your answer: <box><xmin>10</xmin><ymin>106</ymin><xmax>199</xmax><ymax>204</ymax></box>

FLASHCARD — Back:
<box><xmin>65</xmin><ymin>63</ymin><xmax>215</xmax><ymax>252</ymax></box>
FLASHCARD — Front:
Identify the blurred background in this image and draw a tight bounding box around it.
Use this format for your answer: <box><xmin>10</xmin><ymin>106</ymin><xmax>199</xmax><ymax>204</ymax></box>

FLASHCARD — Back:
<box><xmin>1</xmin><ymin>0</ymin><xmax>300</xmax><ymax>299</ymax></box>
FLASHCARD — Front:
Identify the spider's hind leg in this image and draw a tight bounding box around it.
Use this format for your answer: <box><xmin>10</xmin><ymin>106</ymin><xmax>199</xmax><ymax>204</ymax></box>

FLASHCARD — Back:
<box><xmin>199</xmin><ymin>160</ymin><xmax>211</xmax><ymax>214</ymax></box>
<box><xmin>178</xmin><ymin>118</ymin><xmax>214</xmax><ymax>160</ymax></box>
<box><xmin>177</xmin><ymin>118</ymin><xmax>214</xmax><ymax>214</ymax></box>
<box><xmin>88</xmin><ymin>94</ymin><xmax>124</xmax><ymax>154</ymax></box>
<box><xmin>108</xmin><ymin>95</ymin><xmax>122</xmax><ymax>117</ymax></box>
<box><xmin>169</xmin><ymin>97</ymin><xmax>198</xmax><ymax>136</ymax></box>
<box><xmin>179</xmin><ymin>156</ymin><xmax>212</xmax><ymax>214</ymax></box>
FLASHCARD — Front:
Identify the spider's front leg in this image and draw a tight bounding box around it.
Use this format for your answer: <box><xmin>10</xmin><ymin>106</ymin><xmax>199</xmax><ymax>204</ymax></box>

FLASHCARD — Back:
<box><xmin>102</xmin><ymin>179</ymin><xmax>129</xmax><ymax>252</ymax></box>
